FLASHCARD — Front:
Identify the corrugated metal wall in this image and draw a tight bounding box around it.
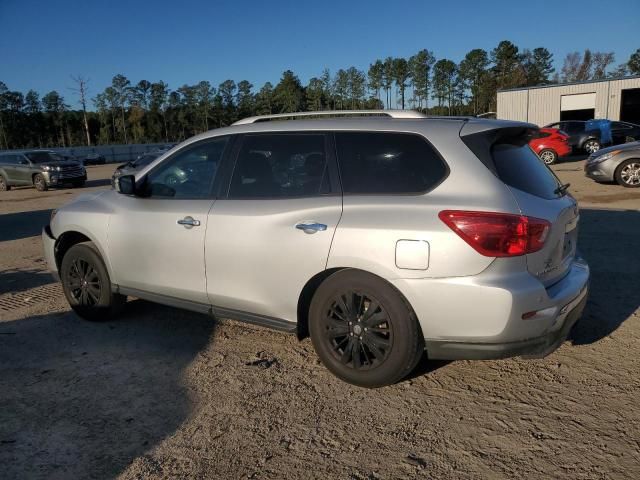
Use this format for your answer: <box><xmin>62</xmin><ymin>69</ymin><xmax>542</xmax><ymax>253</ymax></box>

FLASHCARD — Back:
<box><xmin>497</xmin><ymin>77</ymin><xmax>640</xmax><ymax>126</ymax></box>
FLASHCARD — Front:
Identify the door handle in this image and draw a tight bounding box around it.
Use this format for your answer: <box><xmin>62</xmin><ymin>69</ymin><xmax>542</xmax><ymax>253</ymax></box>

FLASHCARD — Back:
<box><xmin>295</xmin><ymin>222</ymin><xmax>327</xmax><ymax>234</ymax></box>
<box><xmin>177</xmin><ymin>216</ymin><xmax>201</xmax><ymax>228</ymax></box>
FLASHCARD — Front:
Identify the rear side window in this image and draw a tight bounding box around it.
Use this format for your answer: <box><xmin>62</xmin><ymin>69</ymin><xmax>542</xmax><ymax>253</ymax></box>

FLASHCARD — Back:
<box><xmin>493</xmin><ymin>144</ymin><xmax>561</xmax><ymax>200</ymax></box>
<box><xmin>335</xmin><ymin>132</ymin><xmax>448</xmax><ymax>194</ymax></box>
<box><xmin>229</xmin><ymin>133</ymin><xmax>329</xmax><ymax>199</ymax></box>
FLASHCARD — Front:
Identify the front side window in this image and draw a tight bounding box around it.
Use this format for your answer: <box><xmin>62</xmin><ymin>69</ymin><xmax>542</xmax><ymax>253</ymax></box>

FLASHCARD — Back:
<box><xmin>335</xmin><ymin>132</ymin><xmax>448</xmax><ymax>194</ymax></box>
<box><xmin>229</xmin><ymin>133</ymin><xmax>328</xmax><ymax>198</ymax></box>
<box><xmin>144</xmin><ymin>136</ymin><xmax>229</xmax><ymax>199</ymax></box>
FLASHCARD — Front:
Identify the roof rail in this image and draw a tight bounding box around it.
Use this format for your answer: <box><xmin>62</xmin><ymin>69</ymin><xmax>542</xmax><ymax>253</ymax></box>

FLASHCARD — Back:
<box><xmin>232</xmin><ymin>109</ymin><xmax>427</xmax><ymax>125</ymax></box>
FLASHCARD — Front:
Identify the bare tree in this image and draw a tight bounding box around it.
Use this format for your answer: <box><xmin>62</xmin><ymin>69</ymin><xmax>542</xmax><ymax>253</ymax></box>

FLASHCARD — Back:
<box><xmin>592</xmin><ymin>52</ymin><xmax>615</xmax><ymax>79</ymax></box>
<box><xmin>70</xmin><ymin>75</ymin><xmax>91</xmax><ymax>146</ymax></box>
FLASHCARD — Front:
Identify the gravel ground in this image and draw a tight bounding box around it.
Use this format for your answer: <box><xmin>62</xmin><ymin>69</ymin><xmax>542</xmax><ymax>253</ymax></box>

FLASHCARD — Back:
<box><xmin>1</xmin><ymin>158</ymin><xmax>639</xmax><ymax>479</ymax></box>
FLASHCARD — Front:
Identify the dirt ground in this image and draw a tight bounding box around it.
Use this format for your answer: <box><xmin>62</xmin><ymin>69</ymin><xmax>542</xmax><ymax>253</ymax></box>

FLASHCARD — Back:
<box><xmin>1</xmin><ymin>157</ymin><xmax>639</xmax><ymax>479</ymax></box>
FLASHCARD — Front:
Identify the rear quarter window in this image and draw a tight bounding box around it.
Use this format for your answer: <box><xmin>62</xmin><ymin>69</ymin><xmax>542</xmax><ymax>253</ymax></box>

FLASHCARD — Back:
<box><xmin>335</xmin><ymin>132</ymin><xmax>448</xmax><ymax>194</ymax></box>
<box><xmin>492</xmin><ymin>144</ymin><xmax>561</xmax><ymax>200</ymax></box>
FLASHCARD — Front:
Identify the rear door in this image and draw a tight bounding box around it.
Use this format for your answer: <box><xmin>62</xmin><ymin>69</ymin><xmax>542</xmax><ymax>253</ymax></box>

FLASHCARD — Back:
<box><xmin>205</xmin><ymin>132</ymin><xmax>342</xmax><ymax>323</ymax></box>
<box><xmin>492</xmin><ymin>142</ymin><xmax>578</xmax><ymax>287</ymax></box>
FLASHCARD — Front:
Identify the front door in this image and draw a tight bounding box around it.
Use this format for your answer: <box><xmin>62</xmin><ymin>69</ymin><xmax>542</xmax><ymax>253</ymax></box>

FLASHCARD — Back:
<box><xmin>205</xmin><ymin>132</ymin><xmax>342</xmax><ymax>324</ymax></box>
<box><xmin>108</xmin><ymin>136</ymin><xmax>230</xmax><ymax>304</ymax></box>
<box><xmin>14</xmin><ymin>155</ymin><xmax>34</xmax><ymax>184</ymax></box>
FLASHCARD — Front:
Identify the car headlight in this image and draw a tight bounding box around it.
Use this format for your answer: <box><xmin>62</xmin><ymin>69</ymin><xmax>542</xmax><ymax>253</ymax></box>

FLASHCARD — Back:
<box><xmin>590</xmin><ymin>150</ymin><xmax>621</xmax><ymax>164</ymax></box>
<box><xmin>41</xmin><ymin>165</ymin><xmax>51</xmax><ymax>171</ymax></box>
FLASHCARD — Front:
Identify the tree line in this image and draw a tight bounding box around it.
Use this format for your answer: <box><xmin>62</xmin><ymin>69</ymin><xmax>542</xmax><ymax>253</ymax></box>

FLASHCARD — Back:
<box><xmin>1</xmin><ymin>43</ymin><xmax>639</xmax><ymax>150</ymax></box>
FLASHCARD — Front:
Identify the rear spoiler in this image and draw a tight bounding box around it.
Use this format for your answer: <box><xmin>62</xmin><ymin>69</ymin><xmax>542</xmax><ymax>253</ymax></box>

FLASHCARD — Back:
<box><xmin>459</xmin><ymin>122</ymin><xmax>539</xmax><ymax>174</ymax></box>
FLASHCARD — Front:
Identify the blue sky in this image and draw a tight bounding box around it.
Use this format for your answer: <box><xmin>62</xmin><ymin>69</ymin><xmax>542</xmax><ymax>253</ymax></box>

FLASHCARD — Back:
<box><xmin>1</xmin><ymin>0</ymin><xmax>638</xmax><ymax>108</ymax></box>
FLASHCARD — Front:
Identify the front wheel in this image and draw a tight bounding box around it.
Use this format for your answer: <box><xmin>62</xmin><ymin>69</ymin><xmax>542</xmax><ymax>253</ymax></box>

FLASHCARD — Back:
<box><xmin>583</xmin><ymin>139</ymin><xmax>601</xmax><ymax>154</ymax></box>
<box><xmin>309</xmin><ymin>270</ymin><xmax>424</xmax><ymax>388</ymax></box>
<box><xmin>72</xmin><ymin>180</ymin><xmax>86</xmax><ymax>188</ymax></box>
<box><xmin>615</xmin><ymin>159</ymin><xmax>640</xmax><ymax>188</ymax></box>
<box><xmin>33</xmin><ymin>173</ymin><xmax>48</xmax><ymax>191</ymax></box>
<box><xmin>538</xmin><ymin>149</ymin><xmax>557</xmax><ymax>165</ymax></box>
<box><xmin>60</xmin><ymin>242</ymin><xmax>126</xmax><ymax>321</ymax></box>
<box><xmin>0</xmin><ymin>174</ymin><xmax>10</xmax><ymax>191</ymax></box>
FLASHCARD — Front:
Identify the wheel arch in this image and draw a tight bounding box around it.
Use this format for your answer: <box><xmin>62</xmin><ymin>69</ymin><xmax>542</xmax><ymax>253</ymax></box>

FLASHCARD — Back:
<box><xmin>54</xmin><ymin>229</ymin><xmax>111</xmax><ymax>277</ymax></box>
<box><xmin>615</xmin><ymin>157</ymin><xmax>640</xmax><ymax>185</ymax></box>
<box><xmin>296</xmin><ymin>267</ymin><xmax>420</xmax><ymax>340</ymax></box>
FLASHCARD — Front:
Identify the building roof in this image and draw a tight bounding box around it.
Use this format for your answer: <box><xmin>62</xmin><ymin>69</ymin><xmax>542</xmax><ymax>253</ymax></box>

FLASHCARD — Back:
<box><xmin>497</xmin><ymin>75</ymin><xmax>640</xmax><ymax>93</ymax></box>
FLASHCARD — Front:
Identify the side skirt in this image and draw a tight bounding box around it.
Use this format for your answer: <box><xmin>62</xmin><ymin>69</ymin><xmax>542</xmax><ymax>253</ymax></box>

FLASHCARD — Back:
<box><xmin>114</xmin><ymin>285</ymin><xmax>298</xmax><ymax>333</ymax></box>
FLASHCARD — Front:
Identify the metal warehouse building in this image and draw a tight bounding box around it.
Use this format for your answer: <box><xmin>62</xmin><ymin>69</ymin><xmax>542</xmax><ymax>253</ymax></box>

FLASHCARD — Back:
<box><xmin>497</xmin><ymin>76</ymin><xmax>640</xmax><ymax>126</ymax></box>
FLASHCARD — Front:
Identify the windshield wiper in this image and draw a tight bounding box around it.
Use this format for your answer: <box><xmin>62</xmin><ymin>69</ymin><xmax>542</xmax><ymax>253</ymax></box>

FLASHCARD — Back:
<box><xmin>554</xmin><ymin>183</ymin><xmax>570</xmax><ymax>196</ymax></box>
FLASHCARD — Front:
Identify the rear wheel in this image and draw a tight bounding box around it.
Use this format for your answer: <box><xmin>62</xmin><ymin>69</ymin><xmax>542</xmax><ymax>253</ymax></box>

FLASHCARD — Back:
<box><xmin>615</xmin><ymin>159</ymin><xmax>640</xmax><ymax>188</ymax></box>
<box><xmin>538</xmin><ymin>149</ymin><xmax>557</xmax><ymax>165</ymax></box>
<box><xmin>582</xmin><ymin>139</ymin><xmax>600</xmax><ymax>154</ymax></box>
<box><xmin>33</xmin><ymin>173</ymin><xmax>48</xmax><ymax>191</ymax></box>
<box><xmin>60</xmin><ymin>242</ymin><xmax>126</xmax><ymax>321</ymax></box>
<box><xmin>309</xmin><ymin>270</ymin><xmax>424</xmax><ymax>388</ymax></box>
<box><xmin>0</xmin><ymin>175</ymin><xmax>9</xmax><ymax>191</ymax></box>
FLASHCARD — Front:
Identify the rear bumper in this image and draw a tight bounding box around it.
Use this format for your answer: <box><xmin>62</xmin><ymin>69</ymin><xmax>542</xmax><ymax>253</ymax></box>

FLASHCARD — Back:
<box><xmin>425</xmin><ymin>291</ymin><xmax>587</xmax><ymax>360</ymax></box>
<box><xmin>557</xmin><ymin>143</ymin><xmax>572</xmax><ymax>157</ymax></box>
<box><xmin>42</xmin><ymin>225</ymin><xmax>59</xmax><ymax>281</ymax></box>
<box><xmin>392</xmin><ymin>257</ymin><xmax>590</xmax><ymax>360</ymax></box>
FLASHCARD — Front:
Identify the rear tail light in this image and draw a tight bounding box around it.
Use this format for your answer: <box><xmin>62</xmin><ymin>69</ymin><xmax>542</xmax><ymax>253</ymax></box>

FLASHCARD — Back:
<box><xmin>438</xmin><ymin>210</ymin><xmax>551</xmax><ymax>257</ymax></box>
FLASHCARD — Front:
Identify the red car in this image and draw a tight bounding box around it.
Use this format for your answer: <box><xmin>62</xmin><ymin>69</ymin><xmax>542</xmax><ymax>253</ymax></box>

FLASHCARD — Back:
<box><xmin>529</xmin><ymin>128</ymin><xmax>571</xmax><ymax>165</ymax></box>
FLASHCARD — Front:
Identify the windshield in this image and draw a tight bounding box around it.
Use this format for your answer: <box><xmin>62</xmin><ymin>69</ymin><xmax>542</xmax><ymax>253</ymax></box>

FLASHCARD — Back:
<box><xmin>25</xmin><ymin>151</ymin><xmax>65</xmax><ymax>163</ymax></box>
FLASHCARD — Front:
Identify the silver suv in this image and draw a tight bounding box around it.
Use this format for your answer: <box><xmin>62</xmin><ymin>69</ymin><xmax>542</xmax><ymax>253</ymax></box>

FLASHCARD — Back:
<box><xmin>42</xmin><ymin>111</ymin><xmax>589</xmax><ymax>387</ymax></box>
<box><xmin>0</xmin><ymin>150</ymin><xmax>86</xmax><ymax>191</ymax></box>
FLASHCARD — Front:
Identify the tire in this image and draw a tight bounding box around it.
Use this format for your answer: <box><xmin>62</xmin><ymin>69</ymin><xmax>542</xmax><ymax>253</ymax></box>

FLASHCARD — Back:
<box><xmin>615</xmin><ymin>159</ymin><xmax>640</xmax><ymax>188</ymax></box>
<box><xmin>309</xmin><ymin>269</ymin><xmax>424</xmax><ymax>388</ymax></box>
<box><xmin>60</xmin><ymin>242</ymin><xmax>126</xmax><ymax>321</ymax></box>
<box><xmin>0</xmin><ymin>175</ymin><xmax>9</xmax><ymax>191</ymax></box>
<box><xmin>582</xmin><ymin>139</ymin><xmax>601</xmax><ymax>154</ymax></box>
<box><xmin>33</xmin><ymin>173</ymin><xmax>48</xmax><ymax>191</ymax></box>
<box><xmin>73</xmin><ymin>180</ymin><xmax>86</xmax><ymax>188</ymax></box>
<box><xmin>538</xmin><ymin>149</ymin><xmax>557</xmax><ymax>165</ymax></box>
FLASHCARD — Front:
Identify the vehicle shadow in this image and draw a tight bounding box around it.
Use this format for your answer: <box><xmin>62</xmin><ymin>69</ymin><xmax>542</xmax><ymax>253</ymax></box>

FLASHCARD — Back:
<box><xmin>0</xmin><ymin>268</ymin><xmax>55</xmax><ymax>295</ymax></box>
<box><xmin>0</xmin><ymin>209</ymin><xmax>52</xmax><ymax>242</ymax></box>
<box><xmin>0</xmin><ymin>299</ymin><xmax>216</xmax><ymax>479</ymax></box>
<box><xmin>569</xmin><ymin>208</ymin><xmax>640</xmax><ymax>344</ymax></box>
<box><xmin>559</xmin><ymin>153</ymin><xmax>588</xmax><ymax>164</ymax></box>
<box><xmin>84</xmin><ymin>178</ymin><xmax>112</xmax><ymax>188</ymax></box>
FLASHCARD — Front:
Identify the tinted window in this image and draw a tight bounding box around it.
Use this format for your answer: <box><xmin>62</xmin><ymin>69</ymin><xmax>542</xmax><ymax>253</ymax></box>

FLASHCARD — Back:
<box><xmin>144</xmin><ymin>136</ymin><xmax>228</xmax><ymax>199</ymax></box>
<box><xmin>335</xmin><ymin>132</ymin><xmax>447</xmax><ymax>194</ymax></box>
<box><xmin>493</xmin><ymin>144</ymin><xmax>562</xmax><ymax>200</ymax></box>
<box><xmin>612</xmin><ymin>122</ymin><xmax>632</xmax><ymax>130</ymax></box>
<box><xmin>229</xmin><ymin>133</ymin><xmax>328</xmax><ymax>198</ymax></box>
<box><xmin>0</xmin><ymin>155</ymin><xmax>16</xmax><ymax>164</ymax></box>
<box><xmin>563</xmin><ymin>122</ymin><xmax>584</xmax><ymax>134</ymax></box>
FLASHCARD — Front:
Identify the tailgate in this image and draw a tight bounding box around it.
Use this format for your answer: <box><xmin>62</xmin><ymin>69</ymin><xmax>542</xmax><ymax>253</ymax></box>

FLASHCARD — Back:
<box><xmin>508</xmin><ymin>189</ymin><xmax>579</xmax><ymax>287</ymax></box>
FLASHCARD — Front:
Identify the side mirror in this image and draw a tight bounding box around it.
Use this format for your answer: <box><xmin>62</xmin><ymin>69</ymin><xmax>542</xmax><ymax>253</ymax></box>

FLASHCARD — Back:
<box><xmin>19</xmin><ymin>159</ymin><xmax>29</xmax><ymax>165</ymax></box>
<box><xmin>116</xmin><ymin>175</ymin><xmax>136</xmax><ymax>195</ymax></box>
